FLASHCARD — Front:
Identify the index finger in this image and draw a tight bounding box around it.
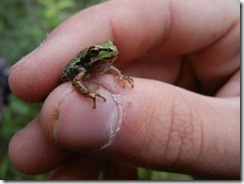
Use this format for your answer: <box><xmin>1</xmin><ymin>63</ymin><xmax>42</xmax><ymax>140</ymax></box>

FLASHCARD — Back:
<box><xmin>9</xmin><ymin>0</ymin><xmax>238</xmax><ymax>102</ymax></box>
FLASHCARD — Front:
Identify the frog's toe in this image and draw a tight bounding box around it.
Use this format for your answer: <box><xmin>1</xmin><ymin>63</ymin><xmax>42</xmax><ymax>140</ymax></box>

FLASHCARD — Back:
<box><xmin>91</xmin><ymin>98</ymin><xmax>97</xmax><ymax>109</ymax></box>
<box><xmin>115</xmin><ymin>75</ymin><xmax>134</xmax><ymax>88</ymax></box>
<box><xmin>95</xmin><ymin>93</ymin><xmax>106</xmax><ymax>102</ymax></box>
<box><xmin>89</xmin><ymin>93</ymin><xmax>106</xmax><ymax>109</ymax></box>
<box><xmin>126</xmin><ymin>77</ymin><xmax>134</xmax><ymax>88</ymax></box>
<box><xmin>115</xmin><ymin>76</ymin><xmax>125</xmax><ymax>88</ymax></box>
<box><xmin>89</xmin><ymin>91</ymin><xmax>106</xmax><ymax>102</ymax></box>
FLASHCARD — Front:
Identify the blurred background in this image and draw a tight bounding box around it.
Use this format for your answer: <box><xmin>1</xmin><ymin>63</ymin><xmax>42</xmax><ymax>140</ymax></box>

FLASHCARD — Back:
<box><xmin>0</xmin><ymin>0</ymin><xmax>193</xmax><ymax>180</ymax></box>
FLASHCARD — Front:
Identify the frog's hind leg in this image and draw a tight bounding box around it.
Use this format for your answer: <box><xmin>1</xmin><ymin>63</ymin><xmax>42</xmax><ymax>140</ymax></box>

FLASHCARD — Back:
<box><xmin>72</xmin><ymin>71</ymin><xmax>106</xmax><ymax>109</ymax></box>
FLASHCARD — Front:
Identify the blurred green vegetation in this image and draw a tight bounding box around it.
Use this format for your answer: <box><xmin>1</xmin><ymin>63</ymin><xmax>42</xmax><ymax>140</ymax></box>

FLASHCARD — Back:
<box><xmin>0</xmin><ymin>0</ymin><xmax>193</xmax><ymax>180</ymax></box>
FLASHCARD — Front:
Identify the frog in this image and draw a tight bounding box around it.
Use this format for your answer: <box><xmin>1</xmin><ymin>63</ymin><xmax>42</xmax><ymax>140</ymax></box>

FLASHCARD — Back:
<box><xmin>61</xmin><ymin>40</ymin><xmax>134</xmax><ymax>109</ymax></box>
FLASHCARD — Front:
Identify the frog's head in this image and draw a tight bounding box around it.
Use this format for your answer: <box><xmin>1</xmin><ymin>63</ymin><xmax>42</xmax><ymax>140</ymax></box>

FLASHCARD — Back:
<box><xmin>87</xmin><ymin>40</ymin><xmax>119</xmax><ymax>74</ymax></box>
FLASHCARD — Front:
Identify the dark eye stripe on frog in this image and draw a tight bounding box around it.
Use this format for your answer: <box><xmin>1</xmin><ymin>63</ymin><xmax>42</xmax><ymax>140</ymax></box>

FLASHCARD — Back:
<box><xmin>89</xmin><ymin>47</ymin><xmax>100</xmax><ymax>56</ymax></box>
<box><xmin>89</xmin><ymin>48</ymin><xmax>114</xmax><ymax>58</ymax></box>
<box><xmin>98</xmin><ymin>48</ymin><xmax>114</xmax><ymax>52</ymax></box>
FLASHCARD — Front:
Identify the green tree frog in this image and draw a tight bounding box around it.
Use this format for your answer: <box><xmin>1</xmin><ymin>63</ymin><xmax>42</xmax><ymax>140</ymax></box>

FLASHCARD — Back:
<box><xmin>61</xmin><ymin>40</ymin><xmax>134</xmax><ymax>108</ymax></box>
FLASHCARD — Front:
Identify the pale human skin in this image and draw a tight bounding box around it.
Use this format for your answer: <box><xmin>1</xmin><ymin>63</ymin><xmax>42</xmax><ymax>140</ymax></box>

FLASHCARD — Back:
<box><xmin>8</xmin><ymin>0</ymin><xmax>240</xmax><ymax>180</ymax></box>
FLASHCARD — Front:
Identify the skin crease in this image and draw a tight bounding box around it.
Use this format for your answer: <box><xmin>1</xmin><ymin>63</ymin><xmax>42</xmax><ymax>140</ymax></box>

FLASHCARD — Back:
<box><xmin>8</xmin><ymin>0</ymin><xmax>240</xmax><ymax>180</ymax></box>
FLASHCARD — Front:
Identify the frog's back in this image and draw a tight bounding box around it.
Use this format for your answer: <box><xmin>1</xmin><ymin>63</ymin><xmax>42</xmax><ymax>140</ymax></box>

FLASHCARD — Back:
<box><xmin>61</xmin><ymin>49</ymin><xmax>88</xmax><ymax>82</ymax></box>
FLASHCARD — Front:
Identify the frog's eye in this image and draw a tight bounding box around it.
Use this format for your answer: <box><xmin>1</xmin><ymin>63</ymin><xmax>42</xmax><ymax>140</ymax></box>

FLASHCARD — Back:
<box><xmin>88</xmin><ymin>47</ymin><xmax>100</xmax><ymax>57</ymax></box>
<box><xmin>108</xmin><ymin>48</ymin><xmax>114</xmax><ymax>52</ymax></box>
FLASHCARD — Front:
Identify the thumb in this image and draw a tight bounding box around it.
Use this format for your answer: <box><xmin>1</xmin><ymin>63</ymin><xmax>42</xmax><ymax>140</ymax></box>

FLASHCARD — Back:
<box><xmin>40</xmin><ymin>76</ymin><xmax>240</xmax><ymax>179</ymax></box>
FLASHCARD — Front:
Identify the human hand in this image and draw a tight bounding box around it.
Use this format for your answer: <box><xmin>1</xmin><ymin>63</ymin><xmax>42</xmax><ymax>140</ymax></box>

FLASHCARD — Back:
<box><xmin>8</xmin><ymin>0</ymin><xmax>240</xmax><ymax>180</ymax></box>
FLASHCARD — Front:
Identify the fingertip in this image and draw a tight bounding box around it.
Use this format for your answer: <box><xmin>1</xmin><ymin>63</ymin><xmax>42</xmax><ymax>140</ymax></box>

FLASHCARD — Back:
<box><xmin>8</xmin><ymin>46</ymin><xmax>64</xmax><ymax>102</ymax></box>
<box><xmin>40</xmin><ymin>78</ymin><xmax>129</xmax><ymax>150</ymax></box>
<box><xmin>8</xmin><ymin>119</ymin><xmax>69</xmax><ymax>174</ymax></box>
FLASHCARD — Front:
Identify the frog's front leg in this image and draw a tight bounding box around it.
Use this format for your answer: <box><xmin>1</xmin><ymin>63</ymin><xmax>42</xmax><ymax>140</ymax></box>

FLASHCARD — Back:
<box><xmin>72</xmin><ymin>71</ymin><xmax>106</xmax><ymax>109</ymax></box>
<box><xmin>109</xmin><ymin>66</ymin><xmax>134</xmax><ymax>88</ymax></box>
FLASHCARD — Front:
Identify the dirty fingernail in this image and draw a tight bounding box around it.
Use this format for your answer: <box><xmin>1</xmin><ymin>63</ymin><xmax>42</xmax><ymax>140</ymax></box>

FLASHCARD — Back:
<box><xmin>42</xmin><ymin>86</ymin><xmax>124</xmax><ymax>151</ymax></box>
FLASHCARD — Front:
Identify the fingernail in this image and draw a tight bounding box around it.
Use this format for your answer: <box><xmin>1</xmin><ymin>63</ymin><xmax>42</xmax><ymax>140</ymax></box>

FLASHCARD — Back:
<box><xmin>51</xmin><ymin>88</ymin><xmax>124</xmax><ymax>150</ymax></box>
